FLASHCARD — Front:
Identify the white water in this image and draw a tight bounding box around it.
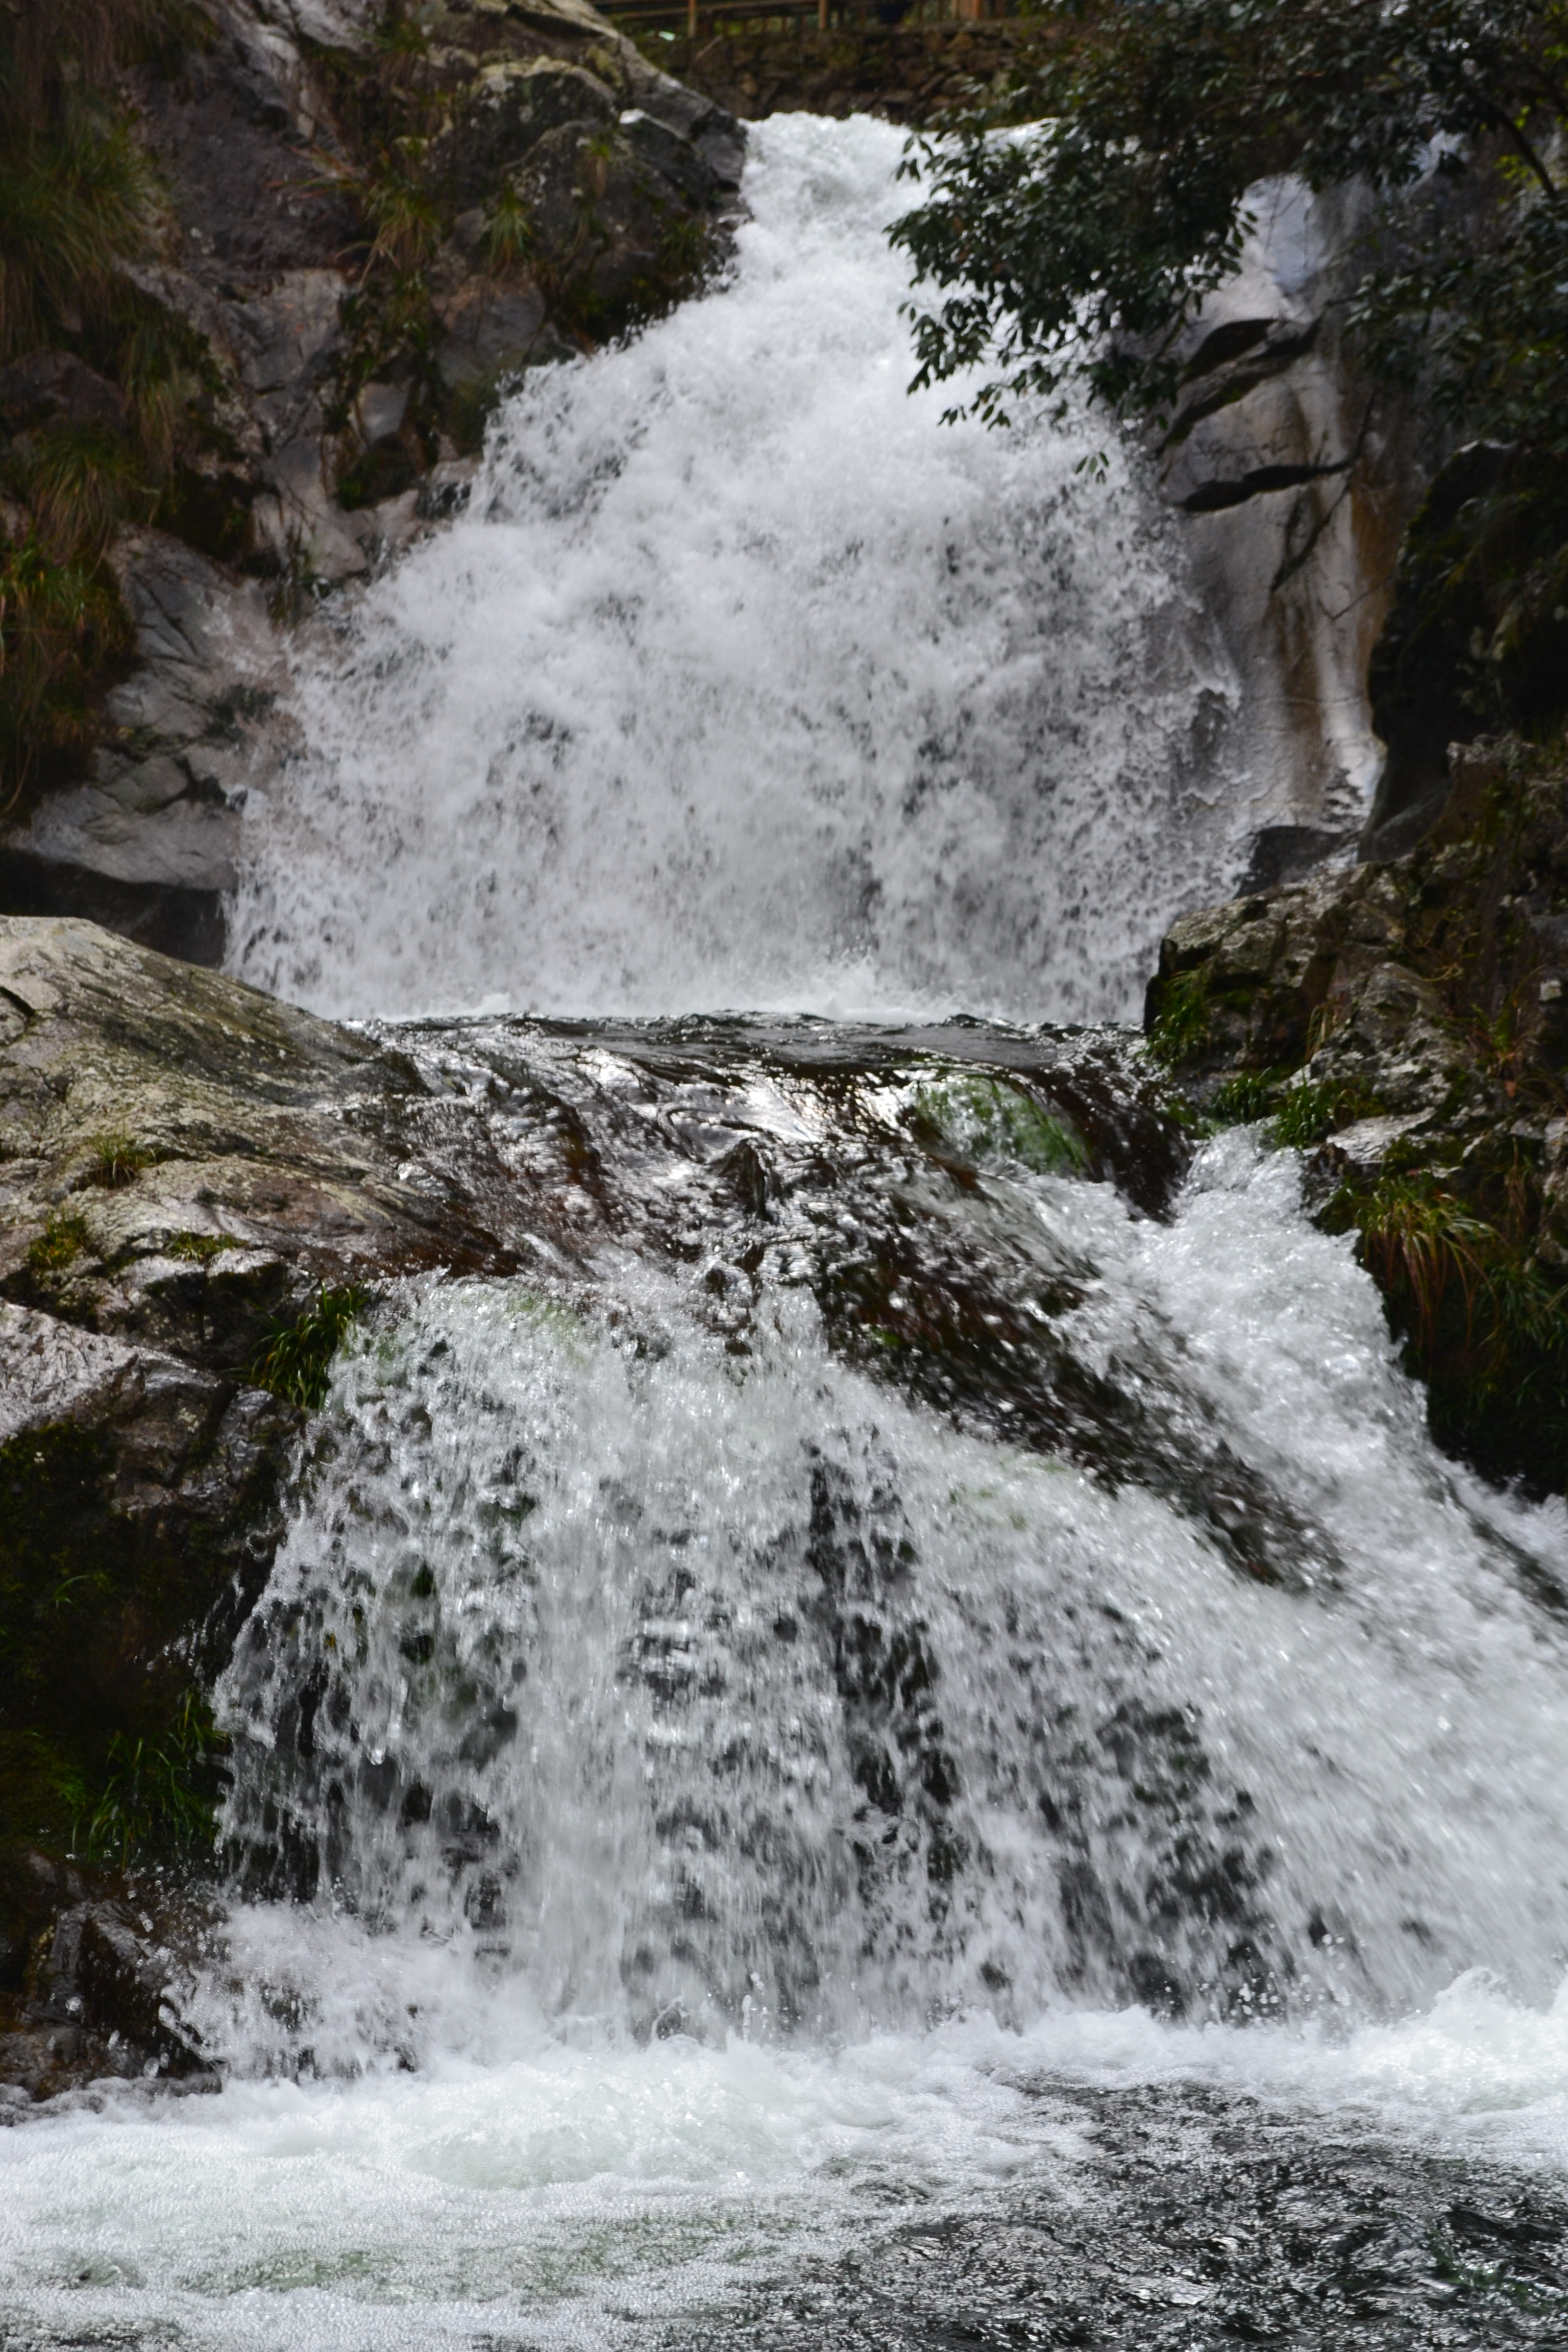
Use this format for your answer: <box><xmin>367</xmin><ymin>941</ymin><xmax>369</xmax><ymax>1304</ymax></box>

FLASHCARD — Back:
<box><xmin>7</xmin><ymin>1986</ymin><xmax>1568</xmax><ymax>2350</ymax></box>
<box><xmin>8</xmin><ymin>1122</ymin><xmax>1568</xmax><ymax>2346</ymax></box>
<box><xmin>229</xmin><ymin>114</ymin><xmax>1242</xmax><ymax>1026</ymax></box>
<box><xmin>210</xmin><ymin>1130</ymin><xmax>1568</xmax><ymax>2048</ymax></box>
<box><xmin>10</xmin><ymin>111</ymin><xmax>1568</xmax><ymax>2352</ymax></box>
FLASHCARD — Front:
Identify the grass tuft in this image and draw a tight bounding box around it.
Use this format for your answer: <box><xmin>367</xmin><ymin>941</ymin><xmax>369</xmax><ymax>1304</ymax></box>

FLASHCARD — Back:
<box><xmin>249</xmin><ymin>1281</ymin><xmax>370</xmax><ymax>1410</ymax></box>
<box><xmin>1269</xmin><ymin>1078</ymin><xmax>1379</xmax><ymax>1151</ymax></box>
<box><xmin>166</xmin><ymin>1230</ymin><xmax>239</xmax><ymax>1262</ymax></box>
<box><xmin>0</xmin><ymin>535</ymin><xmax>132</xmax><ymax>810</ymax></box>
<box><xmin>26</xmin><ymin>1209</ymin><xmax>90</xmax><ymax>1273</ymax></box>
<box><xmin>1208</xmin><ymin>1069</ymin><xmax>1280</xmax><ymax>1125</ymax></box>
<box><xmin>1146</xmin><ymin>967</ymin><xmax>1211</xmax><ymax>1068</ymax></box>
<box><xmin>1339</xmin><ymin>1169</ymin><xmax>1492</xmax><ymax>1351</ymax></box>
<box><xmin>82</xmin><ymin>1128</ymin><xmax>155</xmax><ymax>1188</ymax></box>
<box><xmin>79</xmin><ymin>1686</ymin><xmax>223</xmax><ymax>1868</ymax></box>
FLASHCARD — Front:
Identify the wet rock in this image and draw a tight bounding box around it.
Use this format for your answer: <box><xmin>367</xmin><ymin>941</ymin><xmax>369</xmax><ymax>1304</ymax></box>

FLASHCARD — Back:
<box><xmin>438</xmin><ymin>57</ymin><xmax>619</xmax><ymax>203</ymax></box>
<box><xmin>0</xmin><ymin>533</ymin><xmax>279</xmax><ymax>962</ymax></box>
<box><xmin>1156</xmin><ymin>179</ymin><xmax>1427</xmax><ymax>870</ymax></box>
<box><xmin>666</xmin><ymin>2080</ymin><xmax>1568</xmax><ymax>2352</ymax></box>
<box><xmin>0</xmin><ymin>916</ymin><xmax>528</xmax><ymax>1362</ymax></box>
<box><xmin>0</xmin><ymin>1851</ymin><xmax>213</xmax><ymax>2103</ymax></box>
<box><xmin>0</xmin><ymin>351</ymin><xmax>131</xmax><ymax>439</ymax></box>
<box><xmin>1</xmin><ymin>0</ymin><xmax>740</xmax><ymax>962</ymax></box>
<box><xmin>1145</xmin><ymin>732</ymin><xmax>1568</xmax><ymax>1491</ymax></box>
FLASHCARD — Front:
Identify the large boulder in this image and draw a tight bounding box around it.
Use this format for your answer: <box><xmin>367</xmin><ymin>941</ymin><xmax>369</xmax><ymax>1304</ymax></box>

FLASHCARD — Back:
<box><xmin>1156</xmin><ymin>178</ymin><xmax>1428</xmax><ymax>886</ymax></box>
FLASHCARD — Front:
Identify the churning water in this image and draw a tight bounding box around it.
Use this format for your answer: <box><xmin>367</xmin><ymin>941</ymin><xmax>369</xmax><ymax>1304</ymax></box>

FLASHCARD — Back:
<box><xmin>229</xmin><ymin>113</ymin><xmax>1242</xmax><ymax>1027</ymax></box>
<box><xmin>7</xmin><ymin>112</ymin><xmax>1568</xmax><ymax>2352</ymax></box>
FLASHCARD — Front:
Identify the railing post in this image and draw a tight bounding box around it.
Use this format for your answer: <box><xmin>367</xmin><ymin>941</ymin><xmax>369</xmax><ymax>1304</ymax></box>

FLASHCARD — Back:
<box><xmin>818</xmin><ymin>0</ymin><xmax>828</xmax><ymax>29</ymax></box>
<box><xmin>687</xmin><ymin>0</ymin><xmax>698</xmax><ymax>34</ymax></box>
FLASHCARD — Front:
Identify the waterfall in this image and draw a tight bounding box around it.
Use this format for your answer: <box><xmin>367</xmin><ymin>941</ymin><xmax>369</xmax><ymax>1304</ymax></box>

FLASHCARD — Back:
<box><xmin>227</xmin><ymin>114</ymin><xmax>1242</xmax><ymax>1027</ymax></box>
<box><xmin>8</xmin><ymin>110</ymin><xmax>1568</xmax><ymax>2352</ymax></box>
<box><xmin>199</xmin><ymin>1024</ymin><xmax>1568</xmax><ymax>2082</ymax></box>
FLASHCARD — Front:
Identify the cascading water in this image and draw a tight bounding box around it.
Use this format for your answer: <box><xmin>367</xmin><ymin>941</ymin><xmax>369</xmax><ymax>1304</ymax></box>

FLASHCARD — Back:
<box><xmin>206</xmin><ymin>1025</ymin><xmax>1568</xmax><ymax>2063</ymax></box>
<box><xmin>228</xmin><ymin>115</ymin><xmax>1242</xmax><ymax>1027</ymax></box>
<box><xmin>6</xmin><ymin>110</ymin><xmax>1568</xmax><ymax>2352</ymax></box>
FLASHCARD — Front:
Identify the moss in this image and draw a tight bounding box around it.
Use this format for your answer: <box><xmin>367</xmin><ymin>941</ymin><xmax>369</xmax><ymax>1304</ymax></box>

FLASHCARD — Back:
<box><xmin>249</xmin><ymin>1280</ymin><xmax>370</xmax><ymax>1409</ymax></box>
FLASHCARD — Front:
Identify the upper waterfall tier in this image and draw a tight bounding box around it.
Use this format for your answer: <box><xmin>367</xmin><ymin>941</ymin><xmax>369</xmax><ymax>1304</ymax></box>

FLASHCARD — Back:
<box><xmin>229</xmin><ymin>115</ymin><xmax>1248</xmax><ymax>1029</ymax></box>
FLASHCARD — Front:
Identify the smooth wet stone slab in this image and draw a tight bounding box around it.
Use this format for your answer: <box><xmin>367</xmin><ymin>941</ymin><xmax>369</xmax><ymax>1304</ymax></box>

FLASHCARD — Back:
<box><xmin>0</xmin><ymin>915</ymin><xmax>524</xmax><ymax>1373</ymax></box>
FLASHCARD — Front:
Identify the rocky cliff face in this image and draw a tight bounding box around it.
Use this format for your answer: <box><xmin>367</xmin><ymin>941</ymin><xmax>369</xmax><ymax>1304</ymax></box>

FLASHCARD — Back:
<box><xmin>0</xmin><ymin>0</ymin><xmax>742</xmax><ymax>961</ymax></box>
<box><xmin>1144</xmin><ymin>733</ymin><xmax>1568</xmax><ymax>1494</ymax></box>
<box><xmin>1152</xmin><ymin>177</ymin><xmax>1429</xmax><ymax>889</ymax></box>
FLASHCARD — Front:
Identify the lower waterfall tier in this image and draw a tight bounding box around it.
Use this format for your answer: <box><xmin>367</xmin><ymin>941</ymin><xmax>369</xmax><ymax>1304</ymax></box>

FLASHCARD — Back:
<box><xmin>7</xmin><ymin>1017</ymin><xmax>1568</xmax><ymax>2350</ymax></box>
<box><xmin>200</xmin><ymin>1018</ymin><xmax>1568</xmax><ymax>2066</ymax></box>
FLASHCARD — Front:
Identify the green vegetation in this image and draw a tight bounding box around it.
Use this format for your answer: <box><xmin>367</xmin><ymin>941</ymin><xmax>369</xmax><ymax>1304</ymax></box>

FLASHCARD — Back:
<box><xmin>1145</xmin><ymin>967</ymin><xmax>1212</xmax><ymax>1069</ymax></box>
<box><xmin>1147</xmin><ymin>740</ymin><xmax>1568</xmax><ymax>1490</ymax></box>
<box><xmin>894</xmin><ymin>2</ymin><xmax>1568</xmax><ymax>742</ymax></box>
<box><xmin>911</xmin><ymin>1071</ymin><xmax>1089</xmax><ymax>1174</ymax></box>
<box><xmin>1268</xmin><ymin>1077</ymin><xmax>1378</xmax><ymax>1150</ymax></box>
<box><xmin>0</xmin><ymin>1418</ymin><xmax>266</xmax><ymax>1866</ymax></box>
<box><xmin>79</xmin><ymin>1686</ymin><xmax>224</xmax><ymax>1866</ymax></box>
<box><xmin>0</xmin><ymin>0</ymin><xmax>231</xmax><ymax>809</ymax></box>
<box><xmin>249</xmin><ymin>1281</ymin><xmax>370</xmax><ymax>1409</ymax></box>
<box><xmin>311</xmin><ymin>10</ymin><xmax>721</xmax><ymax>479</ymax></box>
<box><xmin>83</xmin><ymin>1128</ymin><xmax>155</xmax><ymax>1188</ymax></box>
<box><xmin>0</xmin><ymin>5</ymin><xmax>160</xmax><ymax>362</ymax></box>
<box><xmin>1327</xmin><ymin>1164</ymin><xmax>1568</xmax><ymax>1478</ymax></box>
<box><xmin>1207</xmin><ymin>1068</ymin><xmax>1279</xmax><ymax>1125</ymax></box>
<box><xmin>166</xmin><ymin>1229</ymin><xmax>239</xmax><ymax>1262</ymax></box>
<box><xmin>26</xmin><ymin>1209</ymin><xmax>90</xmax><ymax>1273</ymax></box>
<box><xmin>896</xmin><ymin>2</ymin><xmax>1568</xmax><ymax>429</ymax></box>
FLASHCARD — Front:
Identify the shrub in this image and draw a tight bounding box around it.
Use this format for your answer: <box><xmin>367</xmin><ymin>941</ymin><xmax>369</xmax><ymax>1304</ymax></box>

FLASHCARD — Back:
<box><xmin>893</xmin><ymin>2</ymin><xmax>1568</xmax><ymax>737</ymax></box>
